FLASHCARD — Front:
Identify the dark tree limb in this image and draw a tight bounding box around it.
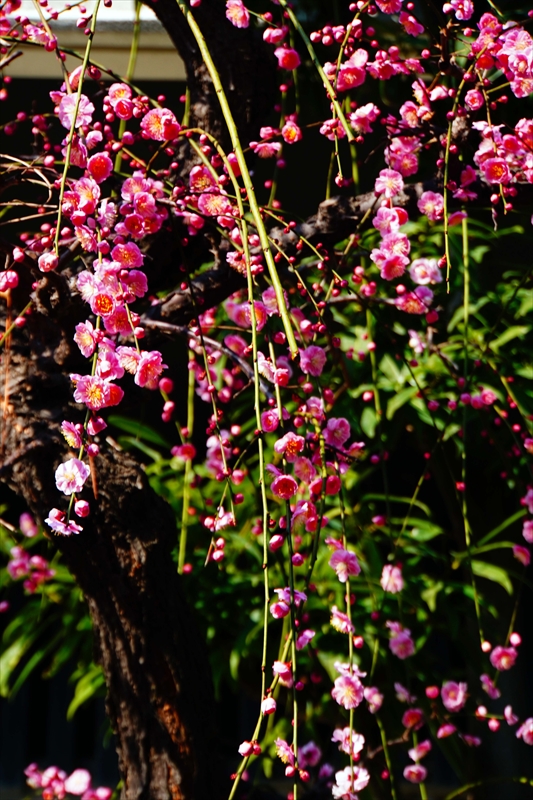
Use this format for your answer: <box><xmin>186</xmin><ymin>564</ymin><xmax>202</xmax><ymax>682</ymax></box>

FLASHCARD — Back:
<box><xmin>0</xmin><ymin>306</ymin><xmax>221</xmax><ymax>800</ymax></box>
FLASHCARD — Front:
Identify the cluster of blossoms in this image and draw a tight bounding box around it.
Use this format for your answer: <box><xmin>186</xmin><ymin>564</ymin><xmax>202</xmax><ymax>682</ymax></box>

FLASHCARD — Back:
<box><xmin>25</xmin><ymin>765</ymin><xmax>111</xmax><ymax>800</ymax></box>
<box><xmin>2</xmin><ymin>0</ymin><xmax>533</xmax><ymax>797</ymax></box>
<box><xmin>7</xmin><ymin>545</ymin><xmax>54</xmax><ymax>593</ymax></box>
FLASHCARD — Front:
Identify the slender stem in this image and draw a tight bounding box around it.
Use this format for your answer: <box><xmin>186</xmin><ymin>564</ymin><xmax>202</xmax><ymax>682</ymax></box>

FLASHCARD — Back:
<box><xmin>376</xmin><ymin>714</ymin><xmax>398</xmax><ymax>800</ymax></box>
<box><xmin>114</xmin><ymin>0</ymin><xmax>142</xmax><ymax>174</ymax></box>
<box><xmin>174</xmin><ymin>0</ymin><xmax>298</xmax><ymax>357</ymax></box>
<box><xmin>53</xmin><ymin>0</ymin><xmax>101</xmax><ymax>255</ymax></box>
<box><xmin>178</xmin><ymin>349</ymin><xmax>195</xmax><ymax>574</ymax></box>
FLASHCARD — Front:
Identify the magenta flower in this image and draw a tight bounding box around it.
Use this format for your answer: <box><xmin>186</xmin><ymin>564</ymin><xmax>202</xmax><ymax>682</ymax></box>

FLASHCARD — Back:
<box><xmin>300</xmin><ymin>345</ymin><xmax>327</xmax><ymax>376</ymax></box>
<box><xmin>296</xmin><ymin>629</ymin><xmax>315</xmax><ymax>650</ymax></box>
<box><xmin>364</xmin><ymin>686</ymin><xmax>384</xmax><ymax>714</ymax></box>
<box><xmin>441</xmin><ymin>681</ymin><xmax>468</xmax><ymax>712</ymax></box>
<box><xmin>323</xmin><ymin>417</ymin><xmax>351</xmax><ymax>448</ymax></box>
<box><xmin>381</xmin><ymin>564</ymin><xmax>404</xmax><ymax>593</ymax></box>
<box><xmin>403</xmin><ymin>764</ymin><xmax>427</xmax><ymax>784</ymax></box>
<box><xmin>329</xmin><ymin>548</ymin><xmax>360</xmax><ymax>583</ymax></box>
<box><xmin>58</xmin><ymin>93</ymin><xmax>95</xmax><ymax>129</ymax></box>
<box><xmin>274</xmin><ymin>432</ymin><xmax>305</xmax><ymax>462</ymax></box>
<box><xmin>225</xmin><ymin>0</ymin><xmax>249</xmax><ymax>28</ymax></box>
<box><xmin>74</xmin><ymin>321</ymin><xmax>97</xmax><ymax>358</ymax></box>
<box><xmin>490</xmin><ymin>645</ymin><xmax>518</xmax><ymax>671</ymax></box>
<box><xmin>135</xmin><ymin>351</ymin><xmax>167</xmax><ymax>389</ymax></box>
<box><xmin>516</xmin><ymin>718</ymin><xmax>533</xmax><ymax>745</ymax></box>
<box><xmin>55</xmin><ymin>459</ymin><xmax>90</xmax><ymax>496</ymax></box>
<box><xmin>274</xmin><ymin>47</ymin><xmax>301</xmax><ymax>71</ymax></box>
<box><xmin>140</xmin><ymin>107</ymin><xmax>180</xmax><ymax>141</ymax></box>
<box><xmin>402</xmin><ymin>708</ymin><xmax>424</xmax><ymax>730</ymax></box>
<box><xmin>332</xmin><ymin>765</ymin><xmax>370</xmax><ymax>797</ymax></box>
<box><xmin>331</xmin><ymin>727</ymin><xmax>365</xmax><ymax>757</ymax></box>
<box><xmin>73</xmin><ymin>375</ymin><xmax>111</xmax><ymax>411</ymax></box>
<box><xmin>437</xmin><ymin>723</ymin><xmax>457</xmax><ymax>739</ymax></box>
<box><xmin>480</xmin><ymin>674</ymin><xmax>501</xmax><ymax>699</ymax></box>
<box><xmin>387</xmin><ymin>621</ymin><xmax>415</xmax><ymax>659</ymax></box>
<box><xmin>45</xmin><ymin>509</ymin><xmax>83</xmax><ymax>536</ymax></box>
<box><xmin>261</xmin><ymin>409</ymin><xmax>279</xmax><ymax>433</ymax></box>
<box><xmin>330</xmin><ymin>605</ymin><xmax>354</xmax><ymax>634</ymax></box>
<box><xmin>375</xmin><ymin>168</ymin><xmax>404</xmax><ymax>198</ymax></box>
<box><xmin>275</xmin><ymin>738</ymin><xmax>294</xmax><ymax>765</ymax></box>
<box><xmin>61</xmin><ymin>421</ymin><xmax>82</xmax><ymax>449</ymax></box>
<box><xmin>336</xmin><ymin>49</ymin><xmax>368</xmax><ymax>92</ymax></box>
<box><xmin>408</xmin><ymin>740</ymin><xmax>432</xmax><ymax>762</ymax></box>
<box><xmin>331</xmin><ymin>674</ymin><xmax>364</xmax><ymax>710</ymax></box>
<box><xmin>271</xmin><ymin>473</ymin><xmax>298</xmax><ymax>499</ymax></box>
<box><xmin>111</xmin><ymin>242</ymin><xmax>144</xmax><ymax>269</ymax></box>
<box><xmin>409</xmin><ymin>258</ymin><xmax>443</xmax><ymax>285</ymax></box>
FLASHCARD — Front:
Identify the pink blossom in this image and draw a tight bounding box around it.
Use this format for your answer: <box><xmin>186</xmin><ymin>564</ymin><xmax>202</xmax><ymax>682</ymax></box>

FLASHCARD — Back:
<box><xmin>140</xmin><ymin>108</ymin><xmax>180</xmax><ymax>141</ymax></box>
<box><xmin>380</xmin><ymin>564</ymin><xmax>404</xmax><ymax>593</ymax></box>
<box><xmin>296</xmin><ymin>629</ymin><xmax>315</xmax><ymax>650</ymax></box>
<box><xmin>324</xmin><ymin>417</ymin><xmax>351</xmax><ymax>448</ymax></box>
<box><xmin>372</xmin><ymin>206</ymin><xmax>408</xmax><ymax>235</ymax></box>
<box><xmin>376</xmin><ymin>0</ymin><xmax>403</xmax><ymax>12</ymax></box>
<box><xmin>19</xmin><ymin>513</ymin><xmax>38</xmax><ymax>538</ymax></box>
<box><xmin>349</xmin><ymin>102</ymin><xmax>380</xmax><ymax>134</ymax></box>
<box><xmin>58</xmin><ymin>94</ymin><xmax>95</xmax><ymax>129</ymax></box>
<box><xmin>274</xmin><ymin>47</ymin><xmax>301</xmax><ymax>70</ymax></box>
<box><xmin>272</xmin><ymin>660</ymin><xmax>293</xmax><ymax>687</ymax></box>
<box><xmin>523</xmin><ymin>519</ymin><xmax>533</xmax><ymax>543</ymax></box>
<box><xmin>402</xmin><ymin>708</ymin><xmax>424</xmax><ymax>729</ymax></box>
<box><xmin>38</xmin><ymin>252</ymin><xmax>59</xmax><ymax>272</ymax></box>
<box><xmin>263</xmin><ymin>27</ymin><xmax>287</xmax><ymax>45</ymax></box>
<box><xmin>271</xmin><ymin>473</ymin><xmax>298</xmax><ymax>499</ymax></box>
<box><xmin>504</xmin><ymin>705</ymin><xmax>519</xmax><ymax>725</ymax></box>
<box><xmin>408</xmin><ymin>740</ymin><xmax>432</xmax><ymax>762</ymax></box>
<box><xmin>225</xmin><ymin>0</ymin><xmax>249</xmax><ymax>28</ymax></box>
<box><xmin>396</xmin><ymin>286</ymin><xmax>434</xmax><ymax>314</ymax></box>
<box><xmin>112</xmin><ymin>242</ymin><xmax>144</xmax><ymax>269</ymax></box>
<box><xmin>87</xmin><ymin>152</ymin><xmax>113</xmax><ymax>184</ymax></box>
<box><xmin>332</xmin><ymin>765</ymin><xmax>370</xmax><ymax>798</ymax></box>
<box><xmin>299</xmin><ymin>345</ymin><xmax>326</xmax><ymax>377</ymax></box>
<box><xmin>444</xmin><ymin>0</ymin><xmax>474</xmax><ymax>21</ymax></box>
<box><xmin>330</xmin><ymin>605</ymin><xmax>354</xmax><ymax>634</ymax></box>
<box><xmin>275</xmin><ymin>738</ymin><xmax>294</xmax><ymax>765</ymax></box>
<box><xmin>417</xmin><ymin>191</ymin><xmax>444</xmax><ymax>221</ymax></box>
<box><xmin>388</xmin><ymin>621</ymin><xmax>415</xmax><ymax>659</ymax></box>
<box><xmin>516</xmin><ymin>718</ymin><xmax>533</xmax><ymax>744</ymax></box>
<box><xmin>329</xmin><ymin>549</ymin><xmax>361</xmax><ymax>582</ymax></box>
<box><xmin>513</xmin><ymin>545</ymin><xmax>530</xmax><ymax>566</ymax></box>
<box><xmin>437</xmin><ymin>723</ymin><xmax>457</xmax><ymax>738</ymax></box>
<box><xmin>395</xmin><ymin>682</ymin><xmax>417</xmax><ymax>703</ymax></box>
<box><xmin>64</xmin><ymin>769</ymin><xmax>91</xmax><ymax>795</ymax></box>
<box><xmin>274</xmin><ymin>432</ymin><xmax>305</xmax><ymax>462</ymax></box>
<box><xmin>399</xmin><ymin>11</ymin><xmax>424</xmax><ymax>36</ymax></box>
<box><xmin>45</xmin><ymin>509</ymin><xmax>83</xmax><ymax>536</ymax></box>
<box><xmin>441</xmin><ymin>681</ymin><xmax>468</xmax><ymax>712</ymax></box>
<box><xmin>61</xmin><ymin>421</ymin><xmax>82</xmax><ymax>449</ymax></box>
<box><xmin>261</xmin><ymin>697</ymin><xmax>277</xmax><ymax>715</ymax></box>
<box><xmin>409</xmin><ymin>257</ymin><xmax>443</xmax><ymax>285</ymax></box>
<box><xmin>403</xmin><ymin>764</ymin><xmax>427</xmax><ymax>784</ymax></box>
<box><xmin>480</xmin><ymin>674</ymin><xmax>501</xmax><ymax>699</ymax></box>
<box><xmin>55</xmin><ymin>458</ymin><xmax>90</xmax><ymax>496</ymax></box>
<box><xmin>331</xmin><ymin>674</ymin><xmax>364</xmax><ymax>709</ymax></box>
<box><xmin>281</xmin><ymin>119</ymin><xmax>302</xmax><ymax>143</ymax></box>
<box><xmin>0</xmin><ymin>270</ymin><xmax>19</xmax><ymax>291</ymax></box>
<box><xmin>293</xmin><ymin>457</ymin><xmax>316</xmax><ymax>484</ymax></box>
<box><xmin>73</xmin><ymin>375</ymin><xmax>112</xmax><ymax>410</ymax></box>
<box><xmin>336</xmin><ymin>49</ymin><xmax>368</xmax><ymax>92</ymax></box>
<box><xmin>298</xmin><ymin>740</ymin><xmax>322</xmax><ymax>768</ymax></box>
<box><xmin>490</xmin><ymin>645</ymin><xmax>518</xmax><ymax>671</ymax></box>
<box><xmin>481</xmin><ymin>157</ymin><xmax>512</xmax><ymax>185</ymax></box>
<box><xmin>74</xmin><ymin>321</ymin><xmax>97</xmax><ymax>357</ymax></box>
<box><xmin>364</xmin><ymin>686</ymin><xmax>384</xmax><ymax>713</ymax></box>
<box><xmin>135</xmin><ymin>351</ymin><xmax>167</xmax><ymax>389</ymax></box>
<box><xmin>261</xmin><ymin>409</ymin><xmax>279</xmax><ymax>433</ymax></box>
<box><xmin>375</xmin><ymin>168</ymin><xmax>404</xmax><ymax>198</ymax></box>
<box><xmin>332</xmin><ymin>727</ymin><xmax>365</xmax><ymax>757</ymax></box>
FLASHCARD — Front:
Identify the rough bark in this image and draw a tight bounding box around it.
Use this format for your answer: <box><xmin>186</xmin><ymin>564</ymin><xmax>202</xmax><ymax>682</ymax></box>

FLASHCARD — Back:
<box><xmin>0</xmin><ymin>265</ymin><xmax>221</xmax><ymax>800</ymax></box>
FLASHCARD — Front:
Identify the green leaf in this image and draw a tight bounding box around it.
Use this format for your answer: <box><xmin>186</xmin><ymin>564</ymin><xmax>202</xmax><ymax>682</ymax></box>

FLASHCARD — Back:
<box><xmin>478</xmin><ymin>509</ymin><xmax>526</xmax><ymax>546</ymax></box>
<box><xmin>421</xmin><ymin>581</ymin><xmax>444</xmax><ymax>612</ymax></box>
<box><xmin>360</xmin><ymin>407</ymin><xmax>377</xmax><ymax>438</ymax></box>
<box><xmin>108</xmin><ymin>415</ymin><xmax>170</xmax><ymax>447</ymax></box>
<box><xmin>488</xmin><ymin>326</ymin><xmax>530</xmax><ymax>353</ymax></box>
<box><xmin>386</xmin><ymin>386</ymin><xmax>418</xmax><ymax>420</ymax></box>
<box><xmin>364</xmin><ymin>495</ymin><xmax>432</xmax><ymax>517</ymax></box>
<box><xmin>67</xmin><ymin>664</ymin><xmax>105</xmax><ymax>719</ymax></box>
<box><xmin>472</xmin><ymin>560</ymin><xmax>513</xmax><ymax>595</ymax></box>
<box><xmin>117</xmin><ymin>436</ymin><xmax>163</xmax><ymax>461</ymax></box>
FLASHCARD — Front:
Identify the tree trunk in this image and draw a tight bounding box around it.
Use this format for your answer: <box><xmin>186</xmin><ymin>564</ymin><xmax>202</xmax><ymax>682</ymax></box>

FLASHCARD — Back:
<box><xmin>0</xmin><ymin>269</ymin><xmax>221</xmax><ymax>799</ymax></box>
